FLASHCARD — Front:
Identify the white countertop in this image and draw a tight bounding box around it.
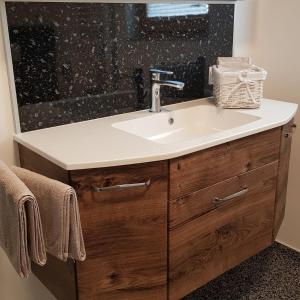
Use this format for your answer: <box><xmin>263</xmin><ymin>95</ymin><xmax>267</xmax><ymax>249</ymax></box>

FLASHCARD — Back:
<box><xmin>14</xmin><ymin>98</ymin><xmax>298</xmax><ymax>170</ymax></box>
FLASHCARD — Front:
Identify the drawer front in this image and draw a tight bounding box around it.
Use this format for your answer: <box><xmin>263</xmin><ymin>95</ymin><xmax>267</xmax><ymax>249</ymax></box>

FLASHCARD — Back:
<box><xmin>169</xmin><ymin>162</ymin><xmax>277</xmax><ymax>300</ymax></box>
<box><xmin>170</xmin><ymin>161</ymin><xmax>279</xmax><ymax>228</ymax></box>
<box><xmin>70</xmin><ymin>161</ymin><xmax>168</xmax><ymax>300</ymax></box>
<box><xmin>170</xmin><ymin>128</ymin><xmax>281</xmax><ymax>200</ymax></box>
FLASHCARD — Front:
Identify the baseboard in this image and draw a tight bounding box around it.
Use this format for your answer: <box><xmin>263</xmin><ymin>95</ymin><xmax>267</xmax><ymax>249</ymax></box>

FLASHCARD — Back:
<box><xmin>275</xmin><ymin>239</ymin><xmax>300</xmax><ymax>253</ymax></box>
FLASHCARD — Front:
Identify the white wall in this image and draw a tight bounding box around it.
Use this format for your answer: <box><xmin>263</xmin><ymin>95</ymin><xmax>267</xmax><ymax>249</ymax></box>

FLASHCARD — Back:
<box><xmin>235</xmin><ymin>0</ymin><xmax>300</xmax><ymax>251</ymax></box>
<box><xmin>0</xmin><ymin>6</ymin><xmax>56</xmax><ymax>300</ymax></box>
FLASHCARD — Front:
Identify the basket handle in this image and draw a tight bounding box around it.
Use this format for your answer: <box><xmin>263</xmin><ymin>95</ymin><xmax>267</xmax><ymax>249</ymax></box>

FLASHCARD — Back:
<box><xmin>250</xmin><ymin>65</ymin><xmax>267</xmax><ymax>74</ymax></box>
<box><xmin>225</xmin><ymin>73</ymin><xmax>259</xmax><ymax>104</ymax></box>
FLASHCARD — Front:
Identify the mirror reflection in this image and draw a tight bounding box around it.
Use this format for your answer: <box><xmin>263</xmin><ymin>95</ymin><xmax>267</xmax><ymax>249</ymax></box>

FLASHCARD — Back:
<box><xmin>6</xmin><ymin>2</ymin><xmax>234</xmax><ymax>132</ymax></box>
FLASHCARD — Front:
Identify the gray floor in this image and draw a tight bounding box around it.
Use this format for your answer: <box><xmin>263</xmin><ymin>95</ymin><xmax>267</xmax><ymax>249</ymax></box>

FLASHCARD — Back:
<box><xmin>184</xmin><ymin>243</ymin><xmax>300</xmax><ymax>300</ymax></box>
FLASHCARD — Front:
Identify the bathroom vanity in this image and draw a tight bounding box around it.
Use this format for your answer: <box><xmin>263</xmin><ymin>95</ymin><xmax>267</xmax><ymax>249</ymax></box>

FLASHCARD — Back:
<box><xmin>14</xmin><ymin>99</ymin><xmax>297</xmax><ymax>300</ymax></box>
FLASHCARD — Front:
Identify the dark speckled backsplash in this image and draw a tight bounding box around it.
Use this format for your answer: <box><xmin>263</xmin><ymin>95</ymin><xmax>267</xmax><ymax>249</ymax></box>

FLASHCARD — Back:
<box><xmin>6</xmin><ymin>2</ymin><xmax>234</xmax><ymax>132</ymax></box>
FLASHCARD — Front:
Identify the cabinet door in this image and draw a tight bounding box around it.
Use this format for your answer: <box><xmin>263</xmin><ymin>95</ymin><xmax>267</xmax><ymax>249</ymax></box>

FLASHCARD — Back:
<box><xmin>273</xmin><ymin>120</ymin><xmax>294</xmax><ymax>238</ymax></box>
<box><xmin>169</xmin><ymin>162</ymin><xmax>278</xmax><ymax>300</ymax></box>
<box><xmin>71</xmin><ymin>161</ymin><xmax>168</xmax><ymax>300</ymax></box>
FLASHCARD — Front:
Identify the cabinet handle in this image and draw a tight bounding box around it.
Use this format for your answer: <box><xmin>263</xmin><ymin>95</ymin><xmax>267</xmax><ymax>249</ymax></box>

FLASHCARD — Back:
<box><xmin>285</xmin><ymin>123</ymin><xmax>297</xmax><ymax>138</ymax></box>
<box><xmin>284</xmin><ymin>132</ymin><xmax>293</xmax><ymax>138</ymax></box>
<box><xmin>213</xmin><ymin>187</ymin><xmax>248</xmax><ymax>205</ymax></box>
<box><xmin>92</xmin><ymin>179</ymin><xmax>151</xmax><ymax>192</ymax></box>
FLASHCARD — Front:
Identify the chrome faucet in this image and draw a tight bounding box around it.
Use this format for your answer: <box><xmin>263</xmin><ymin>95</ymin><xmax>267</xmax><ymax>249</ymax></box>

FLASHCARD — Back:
<box><xmin>149</xmin><ymin>69</ymin><xmax>185</xmax><ymax>113</ymax></box>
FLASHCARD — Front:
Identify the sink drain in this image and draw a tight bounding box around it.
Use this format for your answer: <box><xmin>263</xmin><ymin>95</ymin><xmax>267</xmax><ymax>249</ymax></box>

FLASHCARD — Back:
<box><xmin>169</xmin><ymin>117</ymin><xmax>174</xmax><ymax>125</ymax></box>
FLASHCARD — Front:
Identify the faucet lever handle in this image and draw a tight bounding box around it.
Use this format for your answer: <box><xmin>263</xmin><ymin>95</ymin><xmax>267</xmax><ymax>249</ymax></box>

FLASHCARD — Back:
<box><xmin>149</xmin><ymin>69</ymin><xmax>173</xmax><ymax>75</ymax></box>
<box><xmin>150</xmin><ymin>69</ymin><xmax>173</xmax><ymax>80</ymax></box>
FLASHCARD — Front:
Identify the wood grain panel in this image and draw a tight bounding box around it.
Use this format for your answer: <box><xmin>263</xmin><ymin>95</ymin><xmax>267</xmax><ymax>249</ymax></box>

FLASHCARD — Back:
<box><xmin>169</xmin><ymin>162</ymin><xmax>278</xmax><ymax>300</ymax></box>
<box><xmin>70</xmin><ymin>161</ymin><xmax>168</xmax><ymax>300</ymax></box>
<box><xmin>273</xmin><ymin>119</ymin><xmax>294</xmax><ymax>238</ymax></box>
<box><xmin>170</xmin><ymin>128</ymin><xmax>281</xmax><ymax>199</ymax></box>
<box><xmin>18</xmin><ymin>145</ymin><xmax>77</xmax><ymax>300</ymax></box>
<box><xmin>170</xmin><ymin>161</ymin><xmax>279</xmax><ymax>228</ymax></box>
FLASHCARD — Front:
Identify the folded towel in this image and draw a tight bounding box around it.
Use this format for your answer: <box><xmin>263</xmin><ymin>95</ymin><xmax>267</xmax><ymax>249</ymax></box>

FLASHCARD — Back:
<box><xmin>12</xmin><ymin>166</ymin><xmax>86</xmax><ymax>262</ymax></box>
<box><xmin>217</xmin><ymin>57</ymin><xmax>251</xmax><ymax>69</ymax></box>
<box><xmin>0</xmin><ymin>161</ymin><xmax>46</xmax><ymax>278</ymax></box>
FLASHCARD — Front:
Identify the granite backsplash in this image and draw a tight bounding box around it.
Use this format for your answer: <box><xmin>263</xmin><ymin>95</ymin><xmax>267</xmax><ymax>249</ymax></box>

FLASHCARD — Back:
<box><xmin>6</xmin><ymin>2</ymin><xmax>234</xmax><ymax>132</ymax></box>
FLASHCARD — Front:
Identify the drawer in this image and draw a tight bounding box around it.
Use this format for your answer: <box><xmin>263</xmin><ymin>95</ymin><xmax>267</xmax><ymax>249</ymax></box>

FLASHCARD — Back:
<box><xmin>170</xmin><ymin>128</ymin><xmax>281</xmax><ymax>200</ymax></box>
<box><xmin>169</xmin><ymin>162</ymin><xmax>277</xmax><ymax>300</ymax></box>
<box><xmin>170</xmin><ymin>161</ymin><xmax>279</xmax><ymax>228</ymax></box>
<box><xmin>70</xmin><ymin>161</ymin><xmax>168</xmax><ymax>300</ymax></box>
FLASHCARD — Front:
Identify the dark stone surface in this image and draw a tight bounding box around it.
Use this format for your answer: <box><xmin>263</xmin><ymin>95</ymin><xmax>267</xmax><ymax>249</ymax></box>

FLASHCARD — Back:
<box><xmin>6</xmin><ymin>2</ymin><xmax>234</xmax><ymax>132</ymax></box>
<box><xmin>185</xmin><ymin>242</ymin><xmax>300</xmax><ymax>300</ymax></box>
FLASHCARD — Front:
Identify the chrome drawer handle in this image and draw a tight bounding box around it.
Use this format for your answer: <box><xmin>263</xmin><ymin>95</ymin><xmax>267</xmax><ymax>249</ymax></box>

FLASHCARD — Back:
<box><xmin>92</xmin><ymin>179</ymin><xmax>151</xmax><ymax>192</ymax></box>
<box><xmin>213</xmin><ymin>187</ymin><xmax>248</xmax><ymax>205</ymax></box>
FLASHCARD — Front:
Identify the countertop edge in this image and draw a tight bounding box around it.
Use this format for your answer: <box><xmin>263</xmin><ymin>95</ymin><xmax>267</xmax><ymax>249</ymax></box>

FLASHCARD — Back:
<box><xmin>14</xmin><ymin>100</ymin><xmax>297</xmax><ymax>171</ymax></box>
<box><xmin>14</xmin><ymin>137</ymin><xmax>69</xmax><ymax>170</ymax></box>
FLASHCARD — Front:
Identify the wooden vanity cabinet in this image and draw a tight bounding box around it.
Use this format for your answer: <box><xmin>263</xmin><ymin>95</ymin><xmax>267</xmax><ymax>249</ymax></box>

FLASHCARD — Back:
<box><xmin>17</xmin><ymin>121</ymin><xmax>294</xmax><ymax>300</ymax></box>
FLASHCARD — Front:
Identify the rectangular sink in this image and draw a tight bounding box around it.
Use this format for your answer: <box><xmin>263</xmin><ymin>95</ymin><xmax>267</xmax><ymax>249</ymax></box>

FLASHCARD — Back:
<box><xmin>112</xmin><ymin>103</ymin><xmax>260</xmax><ymax>145</ymax></box>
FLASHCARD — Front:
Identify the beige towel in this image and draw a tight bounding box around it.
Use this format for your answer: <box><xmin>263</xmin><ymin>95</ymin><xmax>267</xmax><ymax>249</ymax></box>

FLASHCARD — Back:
<box><xmin>0</xmin><ymin>161</ymin><xmax>46</xmax><ymax>278</ymax></box>
<box><xmin>12</xmin><ymin>166</ymin><xmax>86</xmax><ymax>262</ymax></box>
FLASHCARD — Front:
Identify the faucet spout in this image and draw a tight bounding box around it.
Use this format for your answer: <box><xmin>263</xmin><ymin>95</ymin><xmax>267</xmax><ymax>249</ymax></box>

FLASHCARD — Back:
<box><xmin>149</xmin><ymin>69</ymin><xmax>185</xmax><ymax>113</ymax></box>
<box><xmin>158</xmin><ymin>80</ymin><xmax>185</xmax><ymax>90</ymax></box>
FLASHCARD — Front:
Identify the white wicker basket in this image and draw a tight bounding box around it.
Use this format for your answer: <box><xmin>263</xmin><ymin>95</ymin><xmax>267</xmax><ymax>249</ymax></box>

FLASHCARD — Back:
<box><xmin>210</xmin><ymin>60</ymin><xmax>267</xmax><ymax>109</ymax></box>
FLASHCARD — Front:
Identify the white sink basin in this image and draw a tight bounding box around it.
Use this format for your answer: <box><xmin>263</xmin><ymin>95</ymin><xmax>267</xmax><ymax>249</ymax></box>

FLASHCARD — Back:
<box><xmin>112</xmin><ymin>103</ymin><xmax>260</xmax><ymax>144</ymax></box>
